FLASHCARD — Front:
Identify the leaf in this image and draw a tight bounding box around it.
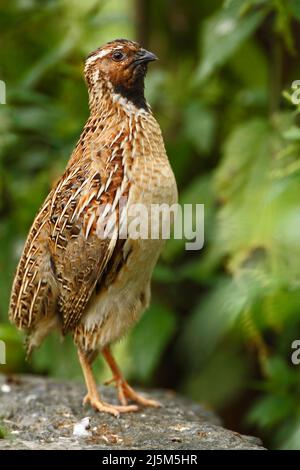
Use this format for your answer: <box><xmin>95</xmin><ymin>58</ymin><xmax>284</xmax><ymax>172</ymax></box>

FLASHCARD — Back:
<box><xmin>248</xmin><ymin>395</ymin><xmax>296</xmax><ymax>429</ymax></box>
<box><xmin>196</xmin><ymin>4</ymin><xmax>265</xmax><ymax>83</ymax></box>
<box><xmin>182</xmin><ymin>103</ymin><xmax>216</xmax><ymax>154</ymax></box>
<box><xmin>129</xmin><ymin>304</ymin><xmax>176</xmax><ymax>383</ymax></box>
<box><xmin>214</xmin><ymin>118</ymin><xmax>271</xmax><ymax>200</ymax></box>
<box><xmin>289</xmin><ymin>0</ymin><xmax>300</xmax><ymax>21</ymax></box>
<box><xmin>281</xmin><ymin>423</ymin><xmax>300</xmax><ymax>450</ymax></box>
<box><xmin>21</xmin><ymin>27</ymin><xmax>80</xmax><ymax>89</ymax></box>
<box><xmin>263</xmin><ymin>356</ymin><xmax>296</xmax><ymax>387</ymax></box>
<box><xmin>183</xmin><ymin>346</ymin><xmax>249</xmax><ymax>408</ymax></box>
<box><xmin>179</xmin><ymin>277</ymin><xmax>249</xmax><ymax>368</ymax></box>
<box><xmin>229</xmin><ymin>38</ymin><xmax>268</xmax><ymax>88</ymax></box>
<box><xmin>0</xmin><ymin>424</ymin><xmax>8</xmax><ymax>439</ymax></box>
<box><xmin>283</xmin><ymin>126</ymin><xmax>300</xmax><ymax>141</ymax></box>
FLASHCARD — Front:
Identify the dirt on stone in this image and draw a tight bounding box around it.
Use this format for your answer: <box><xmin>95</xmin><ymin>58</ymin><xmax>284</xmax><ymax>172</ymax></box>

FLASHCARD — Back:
<box><xmin>0</xmin><ymin>374</ymin><xmax>265</xmax><ymax>450</ymax></box>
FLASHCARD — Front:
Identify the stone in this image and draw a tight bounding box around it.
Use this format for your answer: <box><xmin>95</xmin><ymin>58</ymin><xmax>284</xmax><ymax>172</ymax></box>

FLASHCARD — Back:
<box><xmin>0</xmin><ymin>374</ymin><xmax>265</xmax><ymax>450</ymax></box>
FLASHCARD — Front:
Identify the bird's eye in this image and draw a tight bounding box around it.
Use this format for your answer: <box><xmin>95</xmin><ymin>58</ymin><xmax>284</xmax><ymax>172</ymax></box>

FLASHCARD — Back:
<box><xmin>112</xmin><ymin>51</ymin><xmax>126</xmax><ymax>62</ymax></box>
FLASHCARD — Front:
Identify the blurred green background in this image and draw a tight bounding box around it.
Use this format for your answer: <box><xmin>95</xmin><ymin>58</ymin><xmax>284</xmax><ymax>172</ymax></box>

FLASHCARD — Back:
<box><xmin>2</xmin><ymin>0</ymin><xmax>300</xmax><ymax>449</ymax></box>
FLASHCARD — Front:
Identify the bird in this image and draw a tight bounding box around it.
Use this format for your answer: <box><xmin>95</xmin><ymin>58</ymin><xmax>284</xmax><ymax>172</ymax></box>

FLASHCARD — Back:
<box><xmin>9</xmin><ymin>39</ymin><xmax>178</xmax><ymax>416</ymax></box>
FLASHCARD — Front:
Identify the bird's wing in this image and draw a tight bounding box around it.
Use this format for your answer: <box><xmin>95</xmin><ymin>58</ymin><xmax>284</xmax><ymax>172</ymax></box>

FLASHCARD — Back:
<box><xmin>10</xmin><ymin>156</ymin><xmax>126</xmax><ymax>333</ymax></box>
<box><xmin>49</xmin><ymin>159</ymin><xmax>124</xmax><ymax>332</ymax></box>
<box><xmin>9</xmin><ymin>191</ymin><xmax>59</xmax><ymax>330</ymax></box>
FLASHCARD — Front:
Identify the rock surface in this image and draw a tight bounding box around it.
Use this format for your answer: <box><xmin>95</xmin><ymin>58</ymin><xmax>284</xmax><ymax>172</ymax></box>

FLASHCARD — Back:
<box><xmin>0</xmin><ymin>374</ymin><xmax>265</xmax><ymax>450</ymax></box>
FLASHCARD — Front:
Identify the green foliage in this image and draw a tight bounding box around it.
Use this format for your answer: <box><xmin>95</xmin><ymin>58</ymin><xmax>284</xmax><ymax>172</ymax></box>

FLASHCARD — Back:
<box><xmin>0</xmin><ymin>324</ymin><xmax>24</xmax><ymax>373</ymax></box>
<box><xmin>129</xmin><ymin>304</ymin><xmax>177</xmax><ymax>383</ymax></box>
<box><xmin>2</xmin><ymin>0</ymin><xmax>300</xmax><ymax>450</ymax></box>
<box><xmin>0</xmin><ymin>424</ymin><xmax>8</xmax><ymax>439</ymax></box>
<box><xmin>196</xmin><ymin>0</ymin><xmax>267</xmax><ymax>83</ymax></box>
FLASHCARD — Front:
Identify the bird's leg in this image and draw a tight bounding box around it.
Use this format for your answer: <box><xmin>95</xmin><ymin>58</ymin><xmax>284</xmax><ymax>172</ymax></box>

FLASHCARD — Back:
<box><xmin>102</xmin><ymin>346</ymin><xmax>161</xmax><ymax>408</ymax></box>
<box><xmin>77</xmin><ymin>348</ymin><xmax>138</xmax><ymax>416</ymax></box>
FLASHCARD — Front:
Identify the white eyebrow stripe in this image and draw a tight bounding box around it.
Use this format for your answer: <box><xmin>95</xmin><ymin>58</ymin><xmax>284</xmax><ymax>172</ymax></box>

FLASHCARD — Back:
<box><xmin>85</xmin><ymin>45</ymin><xmax>124</xmax><ymax>66</ymax></box>
<box><xmin>85</xmin><ymin>49</ymin><xmax>110</xmax><ymax>65</ymax></box>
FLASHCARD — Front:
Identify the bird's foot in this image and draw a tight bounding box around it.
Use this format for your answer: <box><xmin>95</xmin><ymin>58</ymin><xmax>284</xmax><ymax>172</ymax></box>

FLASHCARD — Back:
<box><xmin>102</xmin><ymin>347</ymin><xmax>161</xmax><ymax>408</ymax></box>
<box><xmin>83</xmin><ymin>393</ymin><xmax>138</xmax><ymax>416</ymax></box>
<box><xmin>113</xmin><ymin>379</ymin><xmax>162</xmax><ymax>408</ymax></box>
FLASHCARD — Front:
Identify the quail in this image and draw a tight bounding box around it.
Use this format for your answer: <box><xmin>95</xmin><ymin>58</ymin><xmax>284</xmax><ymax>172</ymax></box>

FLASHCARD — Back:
<box><xmin>9</xmin><ymin>39</ymin><xmax>178</xmax><ymax>416</ymax></box>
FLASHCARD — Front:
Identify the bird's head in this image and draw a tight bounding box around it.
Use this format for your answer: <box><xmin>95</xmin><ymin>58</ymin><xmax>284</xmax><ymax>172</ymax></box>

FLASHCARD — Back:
<box><xmin>84</xmin><ymin>39</ymin><xmax>158</xmax><ymax>112</ymax></box>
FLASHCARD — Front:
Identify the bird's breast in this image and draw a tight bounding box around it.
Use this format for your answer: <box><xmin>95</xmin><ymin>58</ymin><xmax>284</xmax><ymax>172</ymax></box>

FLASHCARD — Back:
<box><xmin>75</xmin><ymin>113</ymin><xmax>177</xmax><ymax>351</ymax></box>
<box><xmin>127</xmin><ymin>116</ymin><xmax>178</xmax><ymax>207</ymax></box>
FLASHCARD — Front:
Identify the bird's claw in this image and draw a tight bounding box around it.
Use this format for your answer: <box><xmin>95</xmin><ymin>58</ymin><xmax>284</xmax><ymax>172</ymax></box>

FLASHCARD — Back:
<box><xmin>83</xmin><ymin>393</ymin><xmax>138</xmax><ymax>416</ymax></box>
<box><xmin>113</xmin><ymin>380</ymin><xmax>162</xmax><ymax>408</ymax></box>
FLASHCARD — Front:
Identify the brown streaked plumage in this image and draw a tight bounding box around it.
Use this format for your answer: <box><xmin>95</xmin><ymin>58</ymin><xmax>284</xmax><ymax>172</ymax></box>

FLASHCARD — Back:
<box><xmin>9</xmin><ymin>39</ymin><xmax>178</xmax><ymax>415</ymax></box>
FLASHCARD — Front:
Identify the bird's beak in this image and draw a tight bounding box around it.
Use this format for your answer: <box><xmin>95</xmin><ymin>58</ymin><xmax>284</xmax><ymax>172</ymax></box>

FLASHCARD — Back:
<box><xmin>133</xmin><ymin>49</ymin><xmax>158</xmax><ymax>66</ymax></box>
<box><xmin>140</xmin><ymin>49</ymin><xmax>158</xmax><ymax>63</ymax></box>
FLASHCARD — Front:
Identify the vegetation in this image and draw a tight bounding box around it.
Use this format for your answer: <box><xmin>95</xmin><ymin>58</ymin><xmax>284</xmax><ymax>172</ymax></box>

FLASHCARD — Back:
<box><xmin>1</xmin><ymin>0</ymin><xmax>300</xmax><ymax>449</ymax></box>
